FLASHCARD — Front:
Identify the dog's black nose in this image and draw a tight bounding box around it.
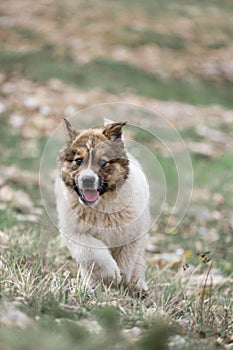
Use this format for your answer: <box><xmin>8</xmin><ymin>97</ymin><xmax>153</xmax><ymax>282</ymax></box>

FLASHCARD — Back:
<box><xmin>82</xmin><ymin>176</ymin><xmax>96</xmax><ymax>188</ymax></box>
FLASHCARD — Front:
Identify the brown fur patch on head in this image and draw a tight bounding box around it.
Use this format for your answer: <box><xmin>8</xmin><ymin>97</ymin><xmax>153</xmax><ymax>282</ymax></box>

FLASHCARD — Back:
<box><xmin>103</xmin><ymin>122</ymin><xmax>127</xmax><ymax>141</ymax></box>
<box><xmin>58</xmin><ymin>123</ymin><xmax>129</xmax><ymax>197</ymax></box>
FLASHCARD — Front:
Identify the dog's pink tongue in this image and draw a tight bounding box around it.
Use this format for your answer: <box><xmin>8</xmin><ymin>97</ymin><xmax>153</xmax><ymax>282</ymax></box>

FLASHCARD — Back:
<box><xmin>83</xmin><ymin>189</ymin><xmax>99</xmax><ymax>202</ymax></box>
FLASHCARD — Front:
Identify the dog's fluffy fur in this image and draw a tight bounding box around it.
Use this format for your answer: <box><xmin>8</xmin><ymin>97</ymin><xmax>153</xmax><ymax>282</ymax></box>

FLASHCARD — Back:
<box><xmin>54</xmin><ymin>120</ymin><xmax>150</xmax><ymax>293</ymax></box>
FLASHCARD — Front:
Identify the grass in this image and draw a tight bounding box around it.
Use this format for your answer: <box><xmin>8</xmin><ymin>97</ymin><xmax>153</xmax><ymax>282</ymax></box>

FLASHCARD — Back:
<box><xmin>0</xmin><ymin>115</ymin><xmax>46</xmax><ymax>172</ymax></box>
<box><xmin>116</xmin><ymin>0</ymin><xmax>233</xmax><ymax>13</ymax></box>
<box><xmin>0</xmin><ymin>116</ymin><xmax>232</xmax><ymax>349</ymax></box>
<box><xmin>193</xmin><ymin>153</ymin><xmax>233</xmax><ymax>207</ymax></box>
<box><xmin>112</xmin><ymin>27</ymin><xmax>187</xmax><ymax>50</ymax></box>
<box><xmin>0</xmin><ymin>225</ymin><xmax>232</xmax><ymax>350</ymax></box>
<box><xmin>0</xmin><ymin>48</ymin><xmax>233</xmax><ymax>108</ymax></box>
<box><xmin>0</xmin><ymin>0</ymin><xmax>233</xmax><ymax>347</ymax></box>
<box><xmin>15</xmin><ymin>27</ymin><xmax>39</xmax><ymax>40</ymax></box>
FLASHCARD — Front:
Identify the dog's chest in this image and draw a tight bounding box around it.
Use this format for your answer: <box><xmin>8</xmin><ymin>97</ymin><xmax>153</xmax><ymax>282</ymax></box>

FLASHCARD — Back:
<box><xmin>78</xmin><ymin>205</ymin><xmax>133</xmax><ymax>227</ymax></box>
<box><xmin>71</xmin><ymin>201</ymin><xmax>138</xmax><ymax>246</ymax></box>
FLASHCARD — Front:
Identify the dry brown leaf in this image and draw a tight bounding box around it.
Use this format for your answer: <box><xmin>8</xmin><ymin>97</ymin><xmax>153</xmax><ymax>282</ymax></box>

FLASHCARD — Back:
<box><xmin>149</xmin><ymin>253</ymin><xmax>183</xmax><ymax>268</ymax></box>
<box><xmin>12</xmin><ymin>190</ymin><xmax>34</xmax><ymax>213</ymax></box>
<box><xmin>0</xmin><ymin>166</ymin><xmax>38</xmax><ymax>187</ymax></box>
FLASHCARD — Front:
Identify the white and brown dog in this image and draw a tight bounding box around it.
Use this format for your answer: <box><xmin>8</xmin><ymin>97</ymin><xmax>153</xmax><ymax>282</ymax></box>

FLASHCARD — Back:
<box><xmin>55</xmin><ymin>119</ymin><xmax>150</xmax><ymax>295</ymax></box>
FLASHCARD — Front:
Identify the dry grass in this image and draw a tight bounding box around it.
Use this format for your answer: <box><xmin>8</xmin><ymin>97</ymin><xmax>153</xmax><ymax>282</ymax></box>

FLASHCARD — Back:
<box><xmin>0</xmin><ymin>0</ymin><xmax>232</xmax><ymax>348</ymax></box>
<box><xmin>0</xmin><ymin>226</ymin><xmax>232</xmax><ymax>349</ymax></box>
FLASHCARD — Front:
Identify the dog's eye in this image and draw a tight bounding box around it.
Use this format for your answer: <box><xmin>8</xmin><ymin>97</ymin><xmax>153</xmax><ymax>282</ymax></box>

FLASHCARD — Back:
<box><xmin>75</xmin><ymin>158</ymin><xmax>83</xmax><ymax>166</ymax></box>
<box><xmin>99</xmin><ymin>159</ymin><xmax>107</xmax><ymax>167</ymax></box>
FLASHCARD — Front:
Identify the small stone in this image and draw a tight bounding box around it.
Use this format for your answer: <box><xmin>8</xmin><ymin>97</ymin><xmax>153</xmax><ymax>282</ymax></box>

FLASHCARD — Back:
<box><xmin>146</xmin><ymin>243</ymin><xmax>159</xmax><ymax>253</ymax></box>
<box><xmin>0</xmin><ymin>72</ymin><xmax>6</xmax><ymax>84</ymax></box>
<box><xmin>0</xmin><ymin>260</ymin><xmax>5</xmax><ymax>271</ymax></box>
<box><xmin>16</xmin><ymin>214</ymin><xmax>38</xmax><ymax>222</ymax></box>
<box><xmin>79</xmin><ymin>319</ymin><xmax>101</xmax><ymax>334</ymax></box>
<box><xmin>169</xmin><ymin>335</ymin><xmax>186</xmax><ymax>347</ymax></box>
<box><xmin>9</xmin><ymin>114</ymin><xmax>25</xmax><ymax>128</ymax></box>
<box><xmin>0</xmin><ymin>176</ymin><xmax>5</xmax><ymax>187</ymax></box>
<box><xmin>196</xmin><ymin>125</ymin><xmax>228</xmax><ymax>144</ymax></box>
<box><xmin>190</xmin><ymin>206</ymin><xmax>213</xmax><ymax>222</ymax></box>
<box><xmin>0</xmin><ymin>305</ymin><xmax>31</xmax><ymax>328</ymax></box>
<box><xmin>24</xmin><ymin>96</ymin><xmax>38</xmax><ymax>109</ymax></box>
<box><xmin>124</xmin><ymin>326</ymin><xmax>141</xmax><ymax>340</ymax></box>
<box><xmin>188</xmin><ymin>142</ymin><xmax>223</xmax><ymax>157</ymax></box>
<box><xmin>176</xmin><ymin>248</ymin><xmax>184</xmax><ymax>256</ymax></box>
<box><xmin>21</xmin><ymin>139</ymin><xmax>39</xmax><ymax>158</ymax></box>
<box><xmin>0</xmin><ymin>102</ymin><xmax>6</xmax><ymax>114</ymax></box>
<box><xmin>212</xmin><ymin>211</ymin><xmax>222</xmax><ymax>220</ymax></box>
<box><xmin>76</xmin><ymin>93</ymin><xmax>88</xmax><ymax>105</ymax></box>
<box><xmin>39</xmin><ymin>105</ymin><xmax>51</xmax><ymax>116</ymax></box>
<box><xmin>0</xmin><ymin>203</ymin><xmax>6</xmax><ymax>211</ymax></box>
<box><xmin>0</xmin><ymin>230</ymin><xmax>8</xmax><ymax>245</ymax></box>
<box><xmin>213</xmin><ymin>193</ymin><xmax>224</xmax><ymax>204</ymax></box>
<box><xmin>0</xmin><ymin>166</ymin><xmax>38</xmax><ymax>187</ymax></box>
<box><xmin>215</xmin><ymin>337</ymin><xmax>224</xmax><ymax>346</ymax></box>
<box><xmin>65</xmin><ymin>105</ymin><xmax>76</xmax><ymax>116</ymax></box>
<box><xmin>0</xmin><ymin>186</ymin><xmax>35</xmax><ymax>213</ymax></box>
<box><xmin>12</xmin><ymin>190</ymin><xmax>34</xmax><ymax>213</ymax></box>
<box><xmin>48</xmin><ymin>79</ymin><xmax>63</xmax><ymax>91</ymax></box>
<box><xmin>2</xmin><ymin>82</ymin><xmax>14</xmax><ymax>94</ymax></box>
<box><xmin>31</xmin><ymin>115</ymin><xmax>46</xmax><ymax>129</ymax></box>
<box><xmin>230</xmin><ymin>218</ymin><xmax>233</xmax><ymax>230</ymax></box>
<box><xmin>0</xmin><ymin>185</ymin><xmax>14</xmax><ymax>202</ymax></box>
<box><xmin>198</xmin><ymin>226</ymin><xmax>207</xmax><ymax>236</ymax></box>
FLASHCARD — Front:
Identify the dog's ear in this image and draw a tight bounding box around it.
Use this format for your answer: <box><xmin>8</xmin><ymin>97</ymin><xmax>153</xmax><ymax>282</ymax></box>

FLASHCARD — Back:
<box><xmin>103</xmin><ymin>122</ymin><xmax>127</xmax><ymax>141</ymax></box>
<box><xmin>63</xmin><ymin>118</ymin><xmax>77</xmax><ymax>140</ymax></box>
<box><xmin>104</xmin><ymin>117</ymin><xmax>114</xmax><ymax>126</ymax></box>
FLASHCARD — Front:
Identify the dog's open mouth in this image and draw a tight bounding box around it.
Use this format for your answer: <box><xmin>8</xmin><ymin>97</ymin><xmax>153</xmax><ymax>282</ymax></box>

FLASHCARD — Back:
<box><xmin>73</xmin><ymin>180</ymin><xmax>101</xmax><ymax>205</ymax></box>
<box><xmin>82</xmin><ymin>189</ymin><xmax>100</xmax><ymax>203</ymax></box>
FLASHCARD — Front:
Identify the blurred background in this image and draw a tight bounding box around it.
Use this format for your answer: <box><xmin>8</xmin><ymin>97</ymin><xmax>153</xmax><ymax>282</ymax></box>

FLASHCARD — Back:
<box><xmin>0</xmin><ymin>0</ymin><xmax>232</xmax><ymax>249</ymax></box>
<box><xmin>0</xmin><ymin>0</ymin><xmax>233</xmax><ymax>349</ymax></box>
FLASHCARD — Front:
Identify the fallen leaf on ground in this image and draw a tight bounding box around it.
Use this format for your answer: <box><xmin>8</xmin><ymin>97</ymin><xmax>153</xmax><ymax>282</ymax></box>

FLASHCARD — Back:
<box><xmin>12</xmin><ymin>190</ymin><xmax>33</xmax><ymax>213</ymax></box>
<box><xmin>0</xmin><ymin>166</ymin><xmax>38</xmax><ymax>187</ymax></box>
<box><xmin>149</xmin><ymin>253</ymin><xmax>183</xmax><ymax>268</ymax></box>
<box><xmin>188</xmin><ymin>142</ymin><xmax>225</xmax><ymax>157</ymax></box>
<box><xmin>0</xmin><ymin>185</ymin><xmax>34</xmax><ymax>213</ymax></box>
<box><xmin>196</xmin><ymin>125</ymin><xmax>232</xmax><ymax>145</ymax></box>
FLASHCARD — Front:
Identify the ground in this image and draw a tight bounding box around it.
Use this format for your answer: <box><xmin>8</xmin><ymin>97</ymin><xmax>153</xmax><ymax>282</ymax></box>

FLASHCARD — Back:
<box><xmin>0</xmin><ymin>0</ymin><xmax>232</xmax><ymax>349</ymax></box>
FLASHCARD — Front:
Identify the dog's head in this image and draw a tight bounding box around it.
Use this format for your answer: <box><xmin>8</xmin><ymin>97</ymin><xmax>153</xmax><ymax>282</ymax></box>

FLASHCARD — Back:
<box><xmin>58</xmin><ymin>119</ymin><xmax>129</xmax><ymax>206</ymax></box>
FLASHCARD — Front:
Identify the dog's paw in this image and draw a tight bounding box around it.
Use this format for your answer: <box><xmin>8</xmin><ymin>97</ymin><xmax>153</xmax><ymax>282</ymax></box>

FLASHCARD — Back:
<box><xmin>100</xmin><ymin>261</ymin><xmax>122</xmax><ymax>285</ymax></box>
<box><xmin>125</xmin><ymin>280</ymin><xmax>149</xmax><ymax>298</ymax></box>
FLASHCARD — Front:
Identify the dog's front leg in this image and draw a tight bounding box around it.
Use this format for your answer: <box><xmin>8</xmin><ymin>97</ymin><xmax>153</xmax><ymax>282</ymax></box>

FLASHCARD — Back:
<box><xmin>64</xmin><ymin>234</ymin><xmax>121</xmax><ymax>288</ymax></box>
<box><xmin>114</xmin><ymin>240</ymin><xmax>148</xmax><ymax>294</ymax></box>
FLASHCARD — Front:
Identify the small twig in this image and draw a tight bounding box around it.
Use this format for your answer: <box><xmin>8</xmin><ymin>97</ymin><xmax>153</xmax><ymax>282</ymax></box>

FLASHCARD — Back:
<box><xmin>200</xmin><ymin>261</ymin><xmax>213</xmax><ymax>326</ymax></box>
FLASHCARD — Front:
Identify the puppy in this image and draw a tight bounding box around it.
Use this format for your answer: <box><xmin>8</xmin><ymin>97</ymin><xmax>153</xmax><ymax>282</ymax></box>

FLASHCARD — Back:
<box><xmin>54</xmin><ymin>119</ymin><xmax>150</xmax><ymax>294</ymax></box>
